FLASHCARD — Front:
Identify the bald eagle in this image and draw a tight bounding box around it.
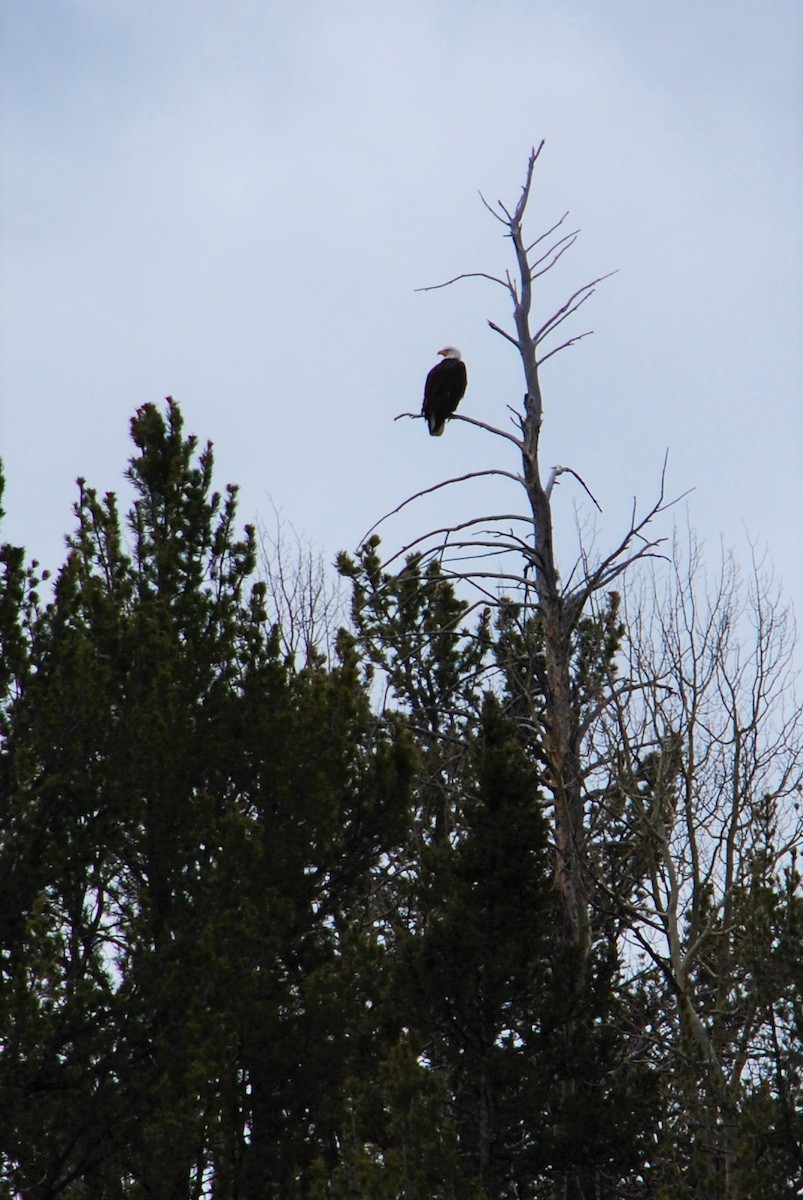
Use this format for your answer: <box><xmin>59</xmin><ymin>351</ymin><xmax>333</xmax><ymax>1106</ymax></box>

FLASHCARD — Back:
<box><xmin>422</xmin><ymin>347</ymin><xmax>467</xmax><ymax>436</ymax></box>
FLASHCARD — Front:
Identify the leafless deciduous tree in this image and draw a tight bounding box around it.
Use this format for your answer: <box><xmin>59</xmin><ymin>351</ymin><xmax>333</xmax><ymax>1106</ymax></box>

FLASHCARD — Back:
<box><xmin>258</xmin><ymin>503</ymin><xmax>346</xmax><ymax>668</ymax></box>
<box><xmin>590</xmin><ymin>533</ymin><xmax>803</xmax><ymax>1194</ymax></box>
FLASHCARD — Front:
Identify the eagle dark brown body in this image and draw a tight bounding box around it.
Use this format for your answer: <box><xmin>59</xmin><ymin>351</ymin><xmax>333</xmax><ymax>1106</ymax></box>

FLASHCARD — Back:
<box><xmin>422</xmin><ymin>347</ymin><xmax>467</xmax><ymax>436</ymax></box>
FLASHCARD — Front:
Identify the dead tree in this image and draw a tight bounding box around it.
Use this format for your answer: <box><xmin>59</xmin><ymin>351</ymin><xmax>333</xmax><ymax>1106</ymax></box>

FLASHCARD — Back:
<box><xmin>386</xmin><ymin>143</ymin><xmax>675</xmax><ymax>958</ymax></box>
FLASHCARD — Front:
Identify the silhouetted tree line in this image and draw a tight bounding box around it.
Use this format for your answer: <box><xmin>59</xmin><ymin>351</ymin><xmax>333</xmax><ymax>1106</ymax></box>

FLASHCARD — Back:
<box><xmin>0</xmin><ymin>398</ymin><xmax>800</xmax><ymax>1200</ymax></box>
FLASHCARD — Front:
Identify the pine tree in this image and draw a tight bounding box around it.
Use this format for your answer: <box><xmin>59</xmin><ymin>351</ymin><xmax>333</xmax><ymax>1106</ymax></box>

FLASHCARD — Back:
<box><xmin>0</xmin><ymin>401</ymin><xmax>414</xmax><ymax>1197</ymax></box>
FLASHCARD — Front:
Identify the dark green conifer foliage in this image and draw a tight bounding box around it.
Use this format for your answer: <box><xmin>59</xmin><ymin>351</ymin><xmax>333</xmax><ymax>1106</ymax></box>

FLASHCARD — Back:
<box><xmin>316</xmin><ymin>694</ymin><xmax>552</xmax><ymax>1198</ymax></box>
<box><xmin>402</xmin><ymin>693</ymin><xmax>553</xmax><ymax>1195</ymax></box>
<box><xmin>338</xmin><ymin>540</ymin><xmax>492</xmax><ymax>852</ymax></box>
<box><xmin>0</xmin><ymin>401</ymin><xmax>413</xmax><ymax>1198</ymax></box>
<box><xmin>338</xmin><ymin>544</ymin><xmax>659</xmax><ymax>1197</ymax></box>
<box><xmin>2</xmin><ymin>386</ymin><xmax>799</xmax><ymax>1198</ymax></box>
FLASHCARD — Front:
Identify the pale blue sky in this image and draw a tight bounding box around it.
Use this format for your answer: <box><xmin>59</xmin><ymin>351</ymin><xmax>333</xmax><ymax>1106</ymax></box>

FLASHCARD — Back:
<box><xmin>1</xmin><ymin>1</ymin><xmax>801</xmax><ymax>619</ymax></box>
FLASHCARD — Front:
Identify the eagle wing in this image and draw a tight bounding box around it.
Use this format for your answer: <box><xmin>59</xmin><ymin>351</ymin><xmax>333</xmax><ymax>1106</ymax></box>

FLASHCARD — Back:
<box><xmin>422</xmin><ymin>359</ymin><xmax>467</xmax><ymax>437</ymax></box>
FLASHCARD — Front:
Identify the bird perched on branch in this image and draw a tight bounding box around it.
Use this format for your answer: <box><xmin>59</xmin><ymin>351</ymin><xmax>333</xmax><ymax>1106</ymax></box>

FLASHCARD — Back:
<box><xmin>422</xmin><ymin>347</ymin><xmax>467</xmax><ymax>436</ymax></box>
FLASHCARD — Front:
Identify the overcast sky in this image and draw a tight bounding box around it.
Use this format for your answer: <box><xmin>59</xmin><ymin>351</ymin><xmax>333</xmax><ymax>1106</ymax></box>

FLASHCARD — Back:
<box><xmin>2</xmin><ymin>1</ymin><xmax>801</xmax><ymax>627</ymax></box>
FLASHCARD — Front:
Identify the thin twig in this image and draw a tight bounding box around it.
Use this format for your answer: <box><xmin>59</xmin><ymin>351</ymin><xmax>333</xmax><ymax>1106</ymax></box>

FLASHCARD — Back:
<box><xmin>381</xmin><ymin>514</ymin><xmax>536</xmax><ymax>570</ymax></box>
<box><xmin>525</xmin><ymin>210</ymin><xmax>570</xmax><ymax>254</ymax></box>
<box><xmin>533</xmin><ymin>273</ymin><xmax>617</xmax><ymax>345</ymax></box>
<box><xmin>356</xmin><ymin>469</ymin><xmax>525</xmax><ymax>549</ymax></box>
<box><xmin>529</xmin><ymin>231</ymin><xmax>579</xmax><ymax>278</ymax></box>
<box><xmin>477</xmin><ymin>191</ymin><xmax>509</xmax><ymax>225</ymax></box>
<box><xmin>537</xmin><ymin>331</ymin><xmax>594</xmax><ymax>365</ymax></box>
<box><xmin>414</xmin><ymin>271</ymin><xmax>509</xmax><ymax>293</ymax></box>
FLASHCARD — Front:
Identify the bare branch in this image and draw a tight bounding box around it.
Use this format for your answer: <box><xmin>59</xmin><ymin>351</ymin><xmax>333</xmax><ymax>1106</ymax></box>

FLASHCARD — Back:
<box><xmin>448</xmin><ymin>412</ymin><xmax>524</xmax><ymax>449</ymax></box>
<box><xmin>393</xmin><ymin>409</ymin><xmax>523</xmax><ymax>449</ymax></box>
<box><xmin>537</xmin><ymin>330</ymin><xmax>594</xmax><ymax>365</ymax></box>
<box><xmin>477</xmin><ymin>190</ymin><xmax>509</xmax><ymax>225</ymax></box>
<box><xmin>487</xmin><ymin>319</ymin><xmax>520</xmax><ymax>349</ymax></box>
<box><xmin>414</xmin><ymin>271</ymin><xmax>511</xmax><ymax>293</ymax></box>
<box><xmin>568</xmin><ymin>471</ymin><xmax>673</xmax><ymax>605</ymax></box>
<box><xmin>525</xmin><ymin>209</ymin><xmax>571</xmax><ymax>254</ymax></box>
<box><xmin>545</xmin><ymin>465</ymin><xmax>602</xmax><ymax>511</ymax></box>
<box><xmin>529</xmin><ymin>230</ymin><xmax>579</xmax><ymax>279</ymax></box>
<box><xmin>533</xmin><ymin>272</ymin><xmax>617</xmax><ymax>346</ymax></box>
<box><xmin>380</xmin><ymin>513</ymin><xmax>536</xmax><ymax>570</ymax></box>
<box><xmin>356</xmin><ymin>469</ymin><xmax>525</xmax><ymax>549</ymax></box>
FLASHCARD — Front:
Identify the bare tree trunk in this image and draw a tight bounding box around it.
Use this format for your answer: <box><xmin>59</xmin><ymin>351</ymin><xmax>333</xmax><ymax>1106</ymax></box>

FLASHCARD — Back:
<box><xmin>504</xmin><ymin>147</ymin><xmax>593</xmax><ymax>958</ymax></box>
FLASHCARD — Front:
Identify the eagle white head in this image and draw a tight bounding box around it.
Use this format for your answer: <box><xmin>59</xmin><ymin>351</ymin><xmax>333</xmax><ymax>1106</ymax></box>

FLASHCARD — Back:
<box><xmin>437</xmin><ymin>346</ymin><xmax>462</xmax><ymax>360</ymax></box>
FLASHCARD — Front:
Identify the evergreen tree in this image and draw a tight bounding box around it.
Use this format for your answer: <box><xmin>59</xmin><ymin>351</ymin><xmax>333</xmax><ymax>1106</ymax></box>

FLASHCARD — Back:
<box><xmin>338</xmin><ymin>548</ymin><xmax>657</xmax><ymax>1197</ymax></box>
<box><xmin>0</xmin><ymin>401</ymin><xmax>413</xmax><ymax>1197</ymax></box>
